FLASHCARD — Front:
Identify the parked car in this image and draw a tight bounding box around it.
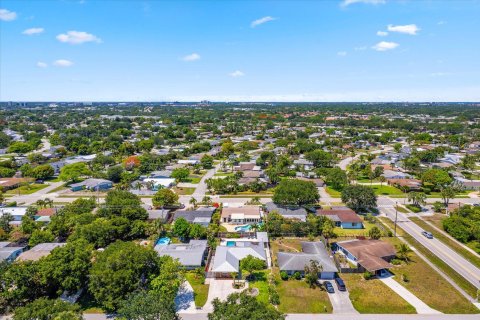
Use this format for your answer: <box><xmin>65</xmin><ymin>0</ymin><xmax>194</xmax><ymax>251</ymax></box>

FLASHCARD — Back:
<box><xmin>334</xmin><ymin>277</ymin><xmax>346</xmax><ymax>291</ymax></box>
<box><xmin>324</xmin><ymin>281</ymin><xmax>335</xmax><ymax>293</ymax></box>
<box><xmin>421</xmin><ymin>231</ymin><xmax>433</xmax><ymax>239</ymax></box>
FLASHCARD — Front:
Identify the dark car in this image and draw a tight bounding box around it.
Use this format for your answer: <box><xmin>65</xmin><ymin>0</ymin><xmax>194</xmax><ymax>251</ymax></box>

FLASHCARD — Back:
<box><xmin>335</xmin><ymin>277</ymin><xmax>346</xmax><ymax>291</ymax></box>
<box><xmin>324</xmin><ymin>281</ymin><xmax>335</xmax><ymax>293</ymax></box>
<box><xmin>421</xmin><ymin>231</ymin><xmax>433</xmax><ymax>239</ymax></box>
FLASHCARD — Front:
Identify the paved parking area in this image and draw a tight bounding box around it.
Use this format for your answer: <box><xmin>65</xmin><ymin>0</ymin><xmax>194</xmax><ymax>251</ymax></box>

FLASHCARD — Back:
<box><xmin>320</xmin><ymin>281</ymin><xmax>358</xmax><ymax>314</ymax></box>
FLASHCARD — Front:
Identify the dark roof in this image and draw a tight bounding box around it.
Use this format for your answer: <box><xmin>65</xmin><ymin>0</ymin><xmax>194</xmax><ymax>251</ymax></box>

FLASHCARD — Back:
<box><xmin>174</xmin><ymin>207</ymin><xmax>216</xmax><ymax>223</ymax></box>
<box><xmin>265</xmin><ymin>202</ymin><xmax>307</xmax><ymax>218</ymax></box>
<box><xmin>337</xmin><ymin>240</ymin><xmax>396</xmax><ymax>272</ymax></box>
<box><xmin>277</xmin><ymin>242</ymin><xmax>337</xmax><ymax>273</ymax></box>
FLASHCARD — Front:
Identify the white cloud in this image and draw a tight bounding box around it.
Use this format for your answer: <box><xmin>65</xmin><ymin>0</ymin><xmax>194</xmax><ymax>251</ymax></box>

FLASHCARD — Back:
<box><xmin>437</xmin><ymin>21</ymin><xmax>446</xmax><ymax>25</ymax></box>
<box><xmin>53</xmin><ymin>59</ymin><xmax>74</xmax><ymax>67</ymax></box>
<box><xmin>56</xmin><ymin>31</ymin><xmax>102</xmax><ymax>44</ymax></box>
<box><xmin>372</xmin><ymin>41</ymin><xmax>399</xmax><ymax>51</ymax></box>
<box><xmin>376</xmin><ymin>31</ymin><xmax>388</xmax><ymax>36</ymax></box>
<box><xmin>251</xmin><ymin>16</ymin><xmax>276</xmax><ymax>28</ymax></box>
<box><xmin>341</xmin><ymin>0</ymin><xmax>385</xmax><ymax>7</ymax></box>
<box><xmin>0</xmin><ymin>8</ymin><xmax>17</xmax><ymax>21</ymax></box>
<box><xmin>22</xmin><ymin>28</ymin><xmax>44</xmax><ymax>35</ymax></box>
<box><xmin>337</xmin><ymin>51</ymin><xmax>347</xmax><ymax>56</ymax></box>
<box><xmin>387</xmin><ymin>24</ymin><xmax>420</xmax><ymax>35</ymax></box>
<box><xmin>229</xmin><ymin>70</ymin><xmax>245</xmax><ymax>77</ymax></box>
<box><xmin>182</xmin><ymin>53</ymin><xmax>201</xmax><ymax>62</ymax></box>
<box><xmin>36</xmin><ymin>62</ymin><xmax>48</xmax><ymax>68</ymax></box>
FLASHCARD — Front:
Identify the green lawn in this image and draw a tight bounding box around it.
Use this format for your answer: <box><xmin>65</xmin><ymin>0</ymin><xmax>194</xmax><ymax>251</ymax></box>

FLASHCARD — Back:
<box><xmin>6</xmin><ymin>183</ymin><xmax>49</xmax><ymax>195</ymax></box>
<box><xmin>173</xmin><ymin>187</ymin><xmax>196</xmax><ymax>195</ymax></box>
<box><xmin>247</xmin><ymin>270</ymin><xmax>270</xmax><ymax>304</ymax></box>
<box><xmin>187</xmin><ymin>175</ymin><xmax>203</xmax><ymax>184</ymax></box>
<box><xmin>383</xmin><ymin>237</ymin><xmax>479</xmax><ymax>314</ymax></box>
<box><xmin>185</xmin><ymin>272</ymin><xmax>209</xmax><ymax>307</ymax></box>
<box><xmin>325</xmin><ymin>186</ymin><xmax>341</xmax><ymax>197</ymax></box>
<box><xmin>410</xmin><ymin>217</ymin><xmax>480</xmax><ymax>268</ymax></box>
<box><xmin>333</xmin><ymin>220</ymin><xmax>377</xmax><ymax>237</ymax></box>
<box><xmin>214</xmin><ymin>172</ymin><xmax>234</xmax><ymax>177</ymax></box>
<box><xmin>342</xmin><ymin>274</ymin><xmax>415</xmax><ymax>314</ymax></box>
<box><xmin>326</xmin><ymin>185</ymin><xmax>403</xmax><ymax>196</ymax></box>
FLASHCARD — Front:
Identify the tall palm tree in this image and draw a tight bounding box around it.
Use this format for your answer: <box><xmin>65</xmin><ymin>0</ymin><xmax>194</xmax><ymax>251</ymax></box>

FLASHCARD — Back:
<box><xmin>135</xmin><ymin>181</ymin><xmax>143</xmax><ymax>191</ymax></box>
<box><xmin>44</xmin><ymin>198</ymin><xmax>53</xmax><ymax>208</ymax></box>
<box><xmin>36</xmin><ymin>199</ymin><xmax>46</xmax><ymax>208</ymax></box>
<box><xmin>202</xmin><ymin>196</ymin><xmax>212</xmax><ymax>206</ymax></box>
<box><xmin>397</xmin><ymin>243</ymin><xmax>412</xmax><ymax>263</ymax></box>
<box><xmin>189</xmin><ymin>197</ymin><xmax>198</xmax><ymax>209</ymax></box>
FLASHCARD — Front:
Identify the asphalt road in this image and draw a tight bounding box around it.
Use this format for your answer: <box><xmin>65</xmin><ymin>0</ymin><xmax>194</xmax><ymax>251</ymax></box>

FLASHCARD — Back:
<box><xmin>379</xmin><ymin>198</ymin><xmax>480</xmax><ymax>291</ymax></box>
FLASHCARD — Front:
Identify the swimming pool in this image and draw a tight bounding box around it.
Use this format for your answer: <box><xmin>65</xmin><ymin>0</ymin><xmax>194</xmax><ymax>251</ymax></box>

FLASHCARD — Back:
<box><xmin>226</xmin><ymin>241</ymin><xmax>236</xmax><ymax>247</ymax></box>
<box><xmin>156</xmin><ymin>237</ymin><xmax>171</xmax><ymax>246</ymax></box>
<box><xmin>234</xmin><ymin>225</ymin><xmax>252</xmax><ymax>232</ymax></box>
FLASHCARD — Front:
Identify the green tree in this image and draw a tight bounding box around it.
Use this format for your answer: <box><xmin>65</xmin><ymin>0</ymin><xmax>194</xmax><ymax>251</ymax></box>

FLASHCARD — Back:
<box><xmin>8</xmin><ymin>142</ymin><xmax>33</xmax><ymax>154</ymax></box>
<box><xmin>325</xmin><ymin>168</ymin><xmax>348</xmax><ymax>190</ymax></box>
<box><xmin>106</xmin><ymin>165</ymin><xmax>124</xmax><ymax>183</ymax></box>
<box><xmin>88</xmin><ymin>241</ymin><xmax>160</xmax><ymax>311</ymax></box>
<box><xmin>304</xmin><ymin>260</ymin><xmax>322</xmax><ymax>288</ymax></box>
<box><xmin>208</xmin><ymin>292</ymin><xmax>285</xmax><ymax>320</ymax></box>
<box><xmin>59</xmin><ymin>162</ymin><xmax>91</xmax><ymax>183</ymax></box>
<box><xmin>407</xmin><ymin>192</ymin><xmax>427</xmax><ymax>207</ymax></box>
<box><xmin>368</xmin><ymin>226</ymin><xmax>382</xmax><ymax>240</ymax></box>
<box><xmin>189</xmin><ymin>223</ymin><xmax>207</xmax><ymax>239</ymax></box>
<box><xmin>152</xmin><ymin>188</ymin><xmax>179</xmax><ymax>209</ymax></box>
<box><xmin>173</xmin><ymin>217</ymin><xmax>191</xmax><ymax>239</ymax></box>
<box><xmin>201</xmin><ymin>155</ymin><xmax>214</xmax><ymax>169</ymax></box>
<box><xmin>341</xmin><ymin>185</ymin><xmax>377</xmax><ymax>212</ymax></box>
<box><xmin>13</xmin><ymin>298</ymin><xmax>82</xmax><ymax>320</ymax></box>
<box><xmin>171</xmin><ymin>167</ymin><xmax>190</xmax><ymax>182</ymax></box>
<box><xmin>272</xmin><ymin>179</ymin><xmax>319</xmax><ymax>206</ymax></box>
<box><xmin>28</xmin><ymin>230</ymin><xmax>55</xmax><ymax>247</ymax></box>
<box><xmin>240</xmin><ymin>255</ymin><xmax>266</xmax><ymax>279</ymax></box>
<box><xmin>305</xmin><ymin>150</ymin><xmax>333</xmax><ymax>168</ymax></box>
<box><xmin>150</xmin><ymin>256</ymin><xmax>184</xmax><ymax>302</ymax></box>
<box><xmin>117</xmin><ymin>290</ymin><xmax>178</xmax><ymax>320</ymax></box>
<box><xmin>31</xmin><ymin>165</ymin><xmax>54</xmax><ymax>180</ymax></box>
<box><xmin>421</xmin><ymin>169</ymin><xmax>452</xmax><ymax>190</ymax></box>
<box><xmin>396</xmin><ymin>243</ymin><xmax>413</xmax><ymax>263</ymax></box>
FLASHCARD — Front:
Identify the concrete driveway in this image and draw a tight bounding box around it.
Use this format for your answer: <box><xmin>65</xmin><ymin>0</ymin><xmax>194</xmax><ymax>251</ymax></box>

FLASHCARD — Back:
<box><xmin>321</xmin><ymin>281</ymin><xmax>358</xmax><ymax>314</ymax></box>
<box><xmin>202</xmin><ymin>279</ymin><xmax>247</xmax><ymax>312</ymax></box>
<box><xmin>176</xmin><ymin>281</ymin><xmax>197</xmax><ymax>313</ymax></box>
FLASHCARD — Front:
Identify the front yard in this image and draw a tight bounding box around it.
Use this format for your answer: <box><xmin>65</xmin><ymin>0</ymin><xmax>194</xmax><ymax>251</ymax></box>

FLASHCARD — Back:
<box><xmin>6</xmin><ymin>183</ymin><xmax>49</xmax><ymax>195</ymax></box>
<box><xmin>342</xmin><ymin>274</ymin><xmax>415</xmax><ymax>314</ymax></box>
<box><xmin>185</xmin><ymin>272</ymin><xmax>209</xmax><ymax>307</ymax></box>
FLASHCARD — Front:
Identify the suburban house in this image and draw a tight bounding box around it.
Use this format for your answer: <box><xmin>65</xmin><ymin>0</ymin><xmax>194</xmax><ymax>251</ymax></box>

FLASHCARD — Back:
<box><xmin>293</xmin><ymin>158</ymin><xmax>314</xmax><ymax>171</ymax></box>
<box><xmin>211</xmin><ymin>235</ymin><xmax>268</xmax><ymax>278</ymax></box>
<box><xmin>0</xmin><ymin>242</ymin><xmax>26</xmax><ymax>263</ymax></box>
<box><xmin>382</xmin><ymin>170</ymin><xmax>412</xmax><ymax>180</ymax></box>
<box><xmin>264</xmin><ymin>202</ymin><xmax>307</xmax><ymax>222</ymax></box>
<box><xmin>35</xmin><ymin>207</ymin><xmax>58</xmax><ymax>223</ymax></box>
<box><xmin>277</xmin><ymin>241</ymin><xmax>338</xmax><ymax>279</ymax></box>
<box><xmin>147</xmin><ymin>208</ymin><xmax>170</xmax><ymax>221</ymax></box>
<box><xmin>70</xmin><ymin>178</ymin><xmax>113</xmax><ymax>192</ymax></box>
<box><xmin>316</xmin><ymin>207</ymin><xmax>364</xmax><ymax>229</ymax></box>
<box><xmin>149</xmin><ymin>170</ymin><xmax>173</xmax><ymax>178</ymax></box>
<box><xmin>142</xmin><ymin>178</ymin><xmax>176</xmax><ymax>190</ymax></box>
<box><xmin>0</xmin><ymin>207</ymin><xmax>28</xmax><ymax>225</ymax></box>
<box><xmin>0</xmin><ymin>177</ymin><xmax>34</xmax><ymax>191</ymax></box>
<box><xmin>454</xmin><ymin>177</ymin><xmax>480</xmax><ymax>190</ymax></box>
<box><xmin>155</xmin><ymin>240</ymin><xmax>208</xmax><ymax>269</ymax></box>
<box><xmin>387</xmin><ymin>178</ymin><xmax>422</xmax><ymax>190</ymax></box>
<box><xmin>334</xmin><ymin>239</ymin><xmax>396</xmax><ymax>275</ymax></box>
<box><xmin>297</xmin><ymin>177</ymin><xmax>325</xmax><ymax>187</ymax></box>
<box><xmin>173</xmin><ymin>207</ymin><xmax>217</xmax><ymax>227</ymax></box>
<box><xmin>17</xmin><ymin>243</ymin><xmax>66</xmax><ymax>262</ymax></box>
<box><xmin>178</xmin><ymin>159</ymin><xmax>200</xmax><ymax>165</ymax></box>
<box><xmin>221</xmin><ymin>206</ymin><xmax>262</xmax><ymax>225</ymax></box>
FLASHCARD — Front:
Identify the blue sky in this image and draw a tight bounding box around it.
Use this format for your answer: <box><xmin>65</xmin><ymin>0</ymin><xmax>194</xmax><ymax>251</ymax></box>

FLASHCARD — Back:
<box><xmin>1</xmin><ymin>0</ymin><xmax>479</xmax><ymax>102</ymax></box>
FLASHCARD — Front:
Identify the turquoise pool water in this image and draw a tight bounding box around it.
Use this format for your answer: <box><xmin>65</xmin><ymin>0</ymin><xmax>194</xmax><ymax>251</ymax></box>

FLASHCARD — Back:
<box><xmin>226</xmin><ymin>241</ymin><xmax>236</xmax><ymax>247</ymax></box>
<box><xmin>234</xmin><ymin>225</ymin><xmax>252</xmax><ymax>232</ymax></box>
<box><xmin>156</xmin><ymin>237</ymin><xmax>171</xmax><ymax>246</ymax></box>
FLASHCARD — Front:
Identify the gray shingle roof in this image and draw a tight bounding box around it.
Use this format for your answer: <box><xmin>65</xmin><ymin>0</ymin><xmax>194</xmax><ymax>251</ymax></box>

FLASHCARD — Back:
<box><xmin>155</xmin><ymin>240</ymin><xmax>207</xmax><ymax>267</ymax></box>
<box><xmin>277</xmin><ymin>242</ymin><xmax>337</xmax><ymax>273</ymax></box>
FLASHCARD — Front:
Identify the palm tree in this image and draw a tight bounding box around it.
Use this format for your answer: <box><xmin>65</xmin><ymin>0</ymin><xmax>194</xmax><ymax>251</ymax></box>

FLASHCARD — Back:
<box><xmin>135</xmin><ymin>181</ymin><xmax>143</xmax><ymax>191</ymax></box>
<box><xmin>397</xmin><ymin>243</ymin><xmax>412</xmax><ymax>263</ymax></box>
<box><xmin>189</xmin><ymin>197</ymin><xmax>198</xmax><ymax>209</ymax></box>
<box><xmin>202</xmin><ymin>196</ymin><xmax>212</xmax><ymax>206</ymax></box>
<box><xmin>36</xmin><ymin>199</ymin><xmax>46</xmax><ymax>208</ymax></box>
<box><xmin>44</xmin><ymin>198</ymin><xmax>53</xmax><ymax>208</ymax></box>
<box><xmin>146</xmin><ymin>180</ymin><xmax>155</xmax><ymax>191</ymax></box>
<box><xmin>379</xmin><ymin>176</ymin><xmax>386</xmax><ymax>188</ymax></box>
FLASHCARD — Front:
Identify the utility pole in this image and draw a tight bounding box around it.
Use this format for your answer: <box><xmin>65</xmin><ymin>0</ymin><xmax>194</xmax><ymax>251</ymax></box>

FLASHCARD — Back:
<box><xmin>394</xmin><ymin>201</ymin><xmax>398</xmax><ymax>237</ymax></box>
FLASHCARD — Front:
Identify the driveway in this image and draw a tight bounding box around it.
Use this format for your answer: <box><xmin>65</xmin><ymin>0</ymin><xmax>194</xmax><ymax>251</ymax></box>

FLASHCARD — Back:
<box><xmin>176</xmin><ymin>281</ymin><xmax>197</xmax><ymax>313</ymax></box>
<box><xmin>202</xmin><ymin>279</ymin><xmax>247</xmax><ymax>312</ymax></box>
<box><xmin>321</xmin><ymin>281</ymin><xmax>358</xmax><ymax>314</ymax></box>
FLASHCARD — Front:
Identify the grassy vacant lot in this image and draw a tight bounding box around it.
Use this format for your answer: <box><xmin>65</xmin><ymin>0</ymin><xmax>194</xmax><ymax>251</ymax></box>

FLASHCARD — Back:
<box><xmin>383</xmin><ymin>237</ymin><xmax>479</xmax><ymax>314</ymax></box>
<box><xmin>421</xmin><ymin>214</ymin><xmax>445</xmax><ymax>229</ymax></box>
<box><xmin>185</xmin><ymin>272</ymin><xmax>209</xmax><ymax>307</ymax></box>
<box><xmin>410</xmin><ymin>217</ymin><xmax>480</xmax><ymax>269</ymax></box>
<box><xmin>342</xmin><ymin>274</ymin><xmax>415</xmax><ymax>314</ymax></box>
<box><xmin>173</xmin><ymin>187</ymin><xmax>196</xmax><ymax>195</ymax></box>
<box><xmin>333</xmin><ymin>220</ymin><xmax>377</xmax><ymax>237</ymax></box>
<box><xmin>6</xmin><ymin>183</ymin><xmax>49</xmax><ymax>195</ymax></box>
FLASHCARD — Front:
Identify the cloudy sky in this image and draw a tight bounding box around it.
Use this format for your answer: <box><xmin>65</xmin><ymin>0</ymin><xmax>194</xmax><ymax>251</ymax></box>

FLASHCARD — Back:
<box><xmin>1</xmin><ymin>0</ymin><xmax>479</xmax><ymax>102</ymax></box>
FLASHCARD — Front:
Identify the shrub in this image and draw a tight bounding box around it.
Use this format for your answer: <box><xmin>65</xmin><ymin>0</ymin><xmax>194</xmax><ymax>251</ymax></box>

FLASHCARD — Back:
<box><xmin>401</xmin><ymin>273</ymin><xmax>409</xmax><ymax>282</ymax></box>
<box><xmin>405</xmin><ymin>204</ymin><xmax>421</xmax><ymax>213</ymax></box>
<box><xmin>280</xmin><ymin>271</ymin><xmax>289</xmax><ymax>281</ymax></box>
<box><xmin>268</xmin><ymin>285</ymin><xmax>280</xmax><ymax>305</ymax></box>
<box><xmin>293</xmin><ymin>271</ymin><xmax>302</xmax><ymax>280</ymax></box>
<box><xmin>363</xmin><ymin>271</ymin><xmax>373</xmax><ymax>280</ymax></box>
<box><xmin>390</xmin><ymin>258</ymin><xmax>402</xmax><ymax>265</ymax></box>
